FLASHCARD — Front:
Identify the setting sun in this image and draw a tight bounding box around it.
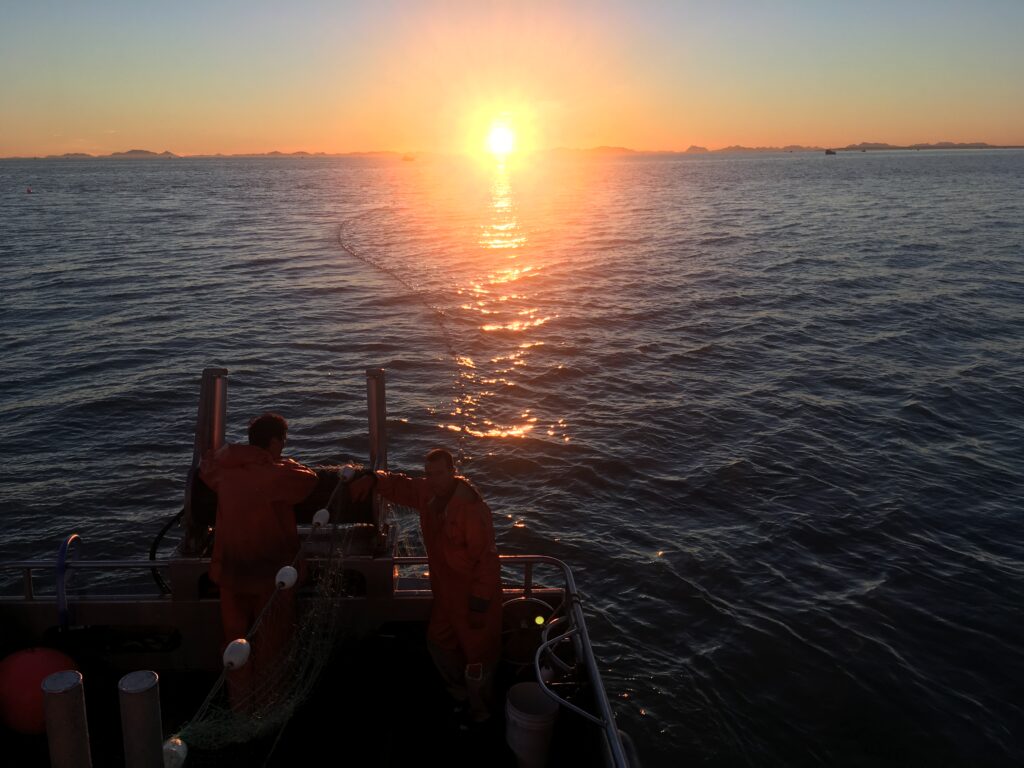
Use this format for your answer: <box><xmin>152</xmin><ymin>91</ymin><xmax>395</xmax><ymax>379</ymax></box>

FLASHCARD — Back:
<box><xmin>486</xmin><ymin>121</ymin><xmax>516</xmax><ymax>157</ymax></box>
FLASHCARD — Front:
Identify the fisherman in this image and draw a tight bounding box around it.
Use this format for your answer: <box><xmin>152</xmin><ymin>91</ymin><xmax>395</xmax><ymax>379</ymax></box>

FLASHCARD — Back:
<box><xmin>199</xmin><ymin>412</ymin><xmax>318</xmax><ymax>710</ymax></box>
<box><xmin>351</xmin><ymin>448</ymin><xmax>502</xmax><ymax>727</ymax></box>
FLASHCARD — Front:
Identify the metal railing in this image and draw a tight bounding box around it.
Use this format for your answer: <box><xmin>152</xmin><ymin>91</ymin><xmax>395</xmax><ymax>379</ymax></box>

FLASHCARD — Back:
<box><xmin>392</xmin><ymin>553</ymin><xmax>631</xmax><ymax>768</ymax></box>
<box><xmin>0</xmin><ymin>558</ymin><xmax>172</xmax><ymax>602</ymax></box>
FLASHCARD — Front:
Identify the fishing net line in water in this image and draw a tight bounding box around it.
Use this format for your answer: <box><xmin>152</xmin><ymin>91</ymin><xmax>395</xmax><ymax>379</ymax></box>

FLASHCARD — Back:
<box><xmin>336</xmin><ymin>220</ymin><xmax>472</xmax><ymax>466</ymax></box>
<box><xmin>165</xmin><ymin>468</ymin><xmax>365</xmax><ymax>767</ymax></box>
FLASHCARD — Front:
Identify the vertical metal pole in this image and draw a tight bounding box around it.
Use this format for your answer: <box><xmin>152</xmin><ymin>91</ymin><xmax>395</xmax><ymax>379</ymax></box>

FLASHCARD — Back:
<box><xmin>366</xmin><ymin>368</ymin><xmax>390</xmax><ymax>554</ymax></box>
<box><xmin>192</xmin><ymin>367</ymin><xmax>229</xmax><ymax>463</ymax></box>
<box><xmin>183</xmin><ymin>367</ymin><xmax>229</xmax><ymax>554</ymax></box>
<box><xmin>118</xmin><ymin>671</ymin><xmax>163</xmax><ymax>768</ymax></box>
<box><xmin>42</xmin><ymin>670</ymin><xmax>92</xmax><ymax>768</ymax></box>
<box><xmin>366</xmin><ymin>368</ymin><xmax>388</xmax><ymax>471</ymax></box>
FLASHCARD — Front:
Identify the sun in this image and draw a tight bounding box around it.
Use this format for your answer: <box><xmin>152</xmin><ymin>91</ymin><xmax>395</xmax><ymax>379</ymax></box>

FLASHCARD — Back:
<box><xmin>486</xmin><ymin>120</ymin><xmax>516</xmax><ymax>157</ymax></box>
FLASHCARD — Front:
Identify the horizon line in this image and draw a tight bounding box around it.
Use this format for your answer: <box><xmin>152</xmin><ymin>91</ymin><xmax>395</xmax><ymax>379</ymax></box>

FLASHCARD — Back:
<box><xmin>3</xmin><ymin>139</ymin><xmax>1024</xmax><ymax>160</ymax></box>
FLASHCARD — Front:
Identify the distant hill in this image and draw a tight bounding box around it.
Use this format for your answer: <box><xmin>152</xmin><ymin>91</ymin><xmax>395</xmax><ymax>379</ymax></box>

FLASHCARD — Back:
<box><xmin>714</xmin><ymin>145</ymin><xmax>823</xmax><ymax>153</ymax></box>
<box><xmin>4</xmin><ymin>142</ymin><xmax>1022</xmax><ymax>161</ymax></box>
<box><xmin>107</xmin><ymin>149</ymin><xmax>178</xmax><ymax>159</ymax></box>
<box><xmin>840</xmin><ymin>141</ymin><xmax>1006</xmax><ymax>151</ymax></box>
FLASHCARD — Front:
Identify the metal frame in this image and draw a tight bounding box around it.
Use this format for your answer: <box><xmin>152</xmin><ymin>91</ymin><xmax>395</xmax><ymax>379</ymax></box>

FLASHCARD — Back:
<box><xmin>182</xmin><ymin>367</ymin><xmax>228</xmax><ymax>555</ymax></box>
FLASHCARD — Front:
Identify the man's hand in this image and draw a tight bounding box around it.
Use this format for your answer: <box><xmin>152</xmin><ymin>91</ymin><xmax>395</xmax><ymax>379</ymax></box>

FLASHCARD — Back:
<box><xmin>348</xmin><ymin>473</ymin><xmax>375</xmax><ymax>502</ymax></box>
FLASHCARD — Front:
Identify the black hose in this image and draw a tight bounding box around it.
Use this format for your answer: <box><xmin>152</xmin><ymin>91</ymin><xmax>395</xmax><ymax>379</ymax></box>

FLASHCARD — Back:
<box><xmin>150</xmin><ymin>508</ymin><xmax>184</xmax><ymax>595</ymax></box>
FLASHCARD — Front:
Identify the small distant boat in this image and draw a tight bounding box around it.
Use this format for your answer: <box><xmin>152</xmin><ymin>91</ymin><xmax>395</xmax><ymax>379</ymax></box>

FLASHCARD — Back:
<box><xmin>825</xmin><ymin>149</ymin><xmax>837</xmax><ymax>155</ymax></box>
<box><xmin>401</xmin><ymin>153</ymin><xmax>415</xmax><ymax>162</ymax></box>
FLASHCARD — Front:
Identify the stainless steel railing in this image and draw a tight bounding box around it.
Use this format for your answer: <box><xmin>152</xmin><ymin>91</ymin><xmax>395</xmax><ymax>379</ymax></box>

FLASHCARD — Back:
<box><xmin>392</xmin><ymin>554</ymin><xmax>632</xmax><ymax>768</ymax></box>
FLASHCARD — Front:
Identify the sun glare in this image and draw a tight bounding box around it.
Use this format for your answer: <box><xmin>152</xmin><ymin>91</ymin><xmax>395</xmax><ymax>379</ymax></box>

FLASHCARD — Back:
<box><xmin>487</xmin><ymin>121</ymin><xmax>516</xmax><ymax>157</ymax></box>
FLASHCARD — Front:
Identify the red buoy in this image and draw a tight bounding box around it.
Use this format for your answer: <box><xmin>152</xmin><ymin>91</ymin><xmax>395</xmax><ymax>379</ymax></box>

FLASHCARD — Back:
<box><xmin>0</xmin><ymin>647</ymin><xmax>77</xmax><ymax>734</ymax></box>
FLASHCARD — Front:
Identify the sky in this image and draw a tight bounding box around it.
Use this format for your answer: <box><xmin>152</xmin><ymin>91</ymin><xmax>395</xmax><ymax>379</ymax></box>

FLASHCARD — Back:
<box><xmin>1</xmin><ymin>0</ymin><xmax>1022</xmax><ymax>156</ymax></box>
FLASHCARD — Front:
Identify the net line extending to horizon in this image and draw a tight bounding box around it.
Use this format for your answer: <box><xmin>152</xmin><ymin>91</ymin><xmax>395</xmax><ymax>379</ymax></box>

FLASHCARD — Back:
<box><xmin>337</xmin><ymin>219</ymin><xmax>471</xmax><ymax>467</ymax></box>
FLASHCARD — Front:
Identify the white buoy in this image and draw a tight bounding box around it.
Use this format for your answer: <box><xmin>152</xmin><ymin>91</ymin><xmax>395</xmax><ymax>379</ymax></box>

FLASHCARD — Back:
<box><xmin>222</xmin><ymin>639</ymin><xmax>250</xmax><ymax>670</ymax></box>
<box><xmin>340</xmin><ymin>464</ymin><xmax>358</xmax><ymax>481</ymax></box>
<box><xmin>275</xmin><ymin>565</ymin><xmax>298</xmax><ymax>590</ymax></box>
<box><xmin>312</xmin><ymin>509</ymin><xmax>330</xmax><ymax>528</ymax></box>
<box><xmin>163</xmin><ymin>736</ymin><xmax>188</xmax><ymax>768</ymax></box>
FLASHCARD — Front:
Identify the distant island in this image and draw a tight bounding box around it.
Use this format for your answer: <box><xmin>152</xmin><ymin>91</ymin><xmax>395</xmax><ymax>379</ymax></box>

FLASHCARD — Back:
<box><xmin>2</xmin><ymin>142</ymin><xmax>1022</xmax><ymax>160</ymax></box>
<box><xmin>555</xmin><ymin>141</ymin><xmax>1022</xmax><ymax>155</ymax></box>
<box><xmin>540</xmin><ymin>142</ymin><xmax>1019</xmax><ymax>156</ymax></box>
<box><xmin>107</xmin><ymin>149</ymin><xmax>179</xmax><ymax>159</ymax></box>
<box><xmin>33</xmin><ymin>149</ymin><xmax>182</xmax><ymax>160</ymax></box>
<box><xmin>3</xmin><ymin>149</ymin><xmax>403</xmax><ymax>160</ymax></box>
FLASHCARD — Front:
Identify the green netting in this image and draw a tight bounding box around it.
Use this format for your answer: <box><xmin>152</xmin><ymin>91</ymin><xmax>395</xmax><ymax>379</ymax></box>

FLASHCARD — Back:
<box><xmin>170</xmin><ymin>469</ymin><xmax>358</xmax><ymax>764</ymax></box>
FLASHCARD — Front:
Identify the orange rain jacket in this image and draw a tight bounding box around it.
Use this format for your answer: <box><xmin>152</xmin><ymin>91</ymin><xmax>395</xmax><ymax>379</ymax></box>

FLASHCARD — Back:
<box><xmin>374</xmin><ymin>472</ymin><xmax>503</xmax><ymax>665</ymax></box>
<box><xmin>199</xmin><ymin>444</ymin><xmax>318</xmax><ymax>591</ymax></box>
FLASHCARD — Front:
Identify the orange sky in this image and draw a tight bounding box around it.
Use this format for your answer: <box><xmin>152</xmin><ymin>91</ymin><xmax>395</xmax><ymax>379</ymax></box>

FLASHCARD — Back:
<box><xmin>1</xmin><ymin>1</ymin><xmax>1022</xmax><ymax>157</ymax></box>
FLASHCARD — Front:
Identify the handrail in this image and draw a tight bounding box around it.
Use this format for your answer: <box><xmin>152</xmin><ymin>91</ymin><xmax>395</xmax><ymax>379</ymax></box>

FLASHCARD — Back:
<box><xmin>0</xmin><ymin>559</ymin><xmax>175</xmax><ymax>569</ymax></box>
<box><xmin>1</xmin><ymin>558</ymin><xmax>174</xmax><ymax>604</ymax></box>
<box><xmin>396</xmin><ymin>554</ymin><xmax>631</xmax><ymax>768</ymax></box>
<box><xmin>513</xmin><ymin>556</ymin><xmax>630</xmax><ymax>767</ymax></box>
<box><xmin>534</xmin><ymin>627</ymin><xmax>603</xmax><ymax>725</ymax></box>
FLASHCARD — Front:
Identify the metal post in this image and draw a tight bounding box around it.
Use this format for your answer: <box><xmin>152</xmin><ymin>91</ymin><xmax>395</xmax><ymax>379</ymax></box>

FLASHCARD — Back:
<box><xmin>366</xmin><ymin>368</ymin><xmax>388</xmax><ymax>471</ymax></box>
<box><xmin>366</xmin><ymin>368</ymin><xmax>390</xmax><ymax>555</ymax></box>
<box><xmin>42</xmin><ymin>670</ymin><xmax>92</xmax><ymax>768</ymax></box>
<box><xmin>183</xmin><ymin>367</ymin><xmax>228</xmax><ymax>554</ymax></box>
<box><xmin>192</xmin><ymin>367</ymin><xmax>229</xmax><ymax>463</ymax></box>
<box><xmin>118</xmin><ymin>671</ymin><xmax>163</xmax><ymax>768</ymax></box>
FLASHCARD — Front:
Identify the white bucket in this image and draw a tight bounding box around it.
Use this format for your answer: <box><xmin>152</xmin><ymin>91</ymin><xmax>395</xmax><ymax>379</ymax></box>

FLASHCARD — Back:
<box><xmin>506</xmin><ymin>682</ymin><xmax>559</xmax><ymax>768</ymax></box>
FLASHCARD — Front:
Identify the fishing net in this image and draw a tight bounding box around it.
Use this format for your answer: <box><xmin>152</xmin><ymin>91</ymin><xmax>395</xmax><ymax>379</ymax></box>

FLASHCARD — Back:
<box><xmin>167</xmin><ymin>466</ymin><xmax>370</xmax><ymax>766</ymax></box>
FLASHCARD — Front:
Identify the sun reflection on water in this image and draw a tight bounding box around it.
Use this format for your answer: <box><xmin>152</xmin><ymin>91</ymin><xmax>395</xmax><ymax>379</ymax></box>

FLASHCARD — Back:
<box><xmin>434</xmin><ymin>160</ymin><xmax>569</xmax><ymax>443</ymax></box>
<box><xmin>478</xmin><ymin>164</ymin><xmax>527</xmax><ymax>251</ymax></box>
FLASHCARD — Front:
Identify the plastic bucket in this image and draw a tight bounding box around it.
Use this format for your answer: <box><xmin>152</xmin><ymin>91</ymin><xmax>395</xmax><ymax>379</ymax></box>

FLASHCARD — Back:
<box><xmin>506</xmin><ymin>682</ymin><xmax>559</xmax><ymax>768</ymax></box>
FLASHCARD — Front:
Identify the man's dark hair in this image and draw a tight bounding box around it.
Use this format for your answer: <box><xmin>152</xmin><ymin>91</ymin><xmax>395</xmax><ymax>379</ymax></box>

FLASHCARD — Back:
<box><xmin>248</xmin><ymin>412</ymin><xmax>288</xmax><ymax>449</ymax></box>
<box><xmin>425</xmin><ymin>447</ymin><xmax>455</xmax><ymax>471</ymax></box>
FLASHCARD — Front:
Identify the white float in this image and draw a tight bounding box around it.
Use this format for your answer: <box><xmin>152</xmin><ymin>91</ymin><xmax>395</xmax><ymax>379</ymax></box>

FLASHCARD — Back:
<box><xmin>275</xmin><ymin>565</ymin><xmax>298</xmax><ymax>590</ymax></box>
<box><xmin>163</xmin><ymin>736</ymin><xmax>188</xmax><ymax>768</ymax></box>
<box><xmin>222</xmin><ymin>639</ymin><xmax>250</xmax><ymax>670</ymax></box>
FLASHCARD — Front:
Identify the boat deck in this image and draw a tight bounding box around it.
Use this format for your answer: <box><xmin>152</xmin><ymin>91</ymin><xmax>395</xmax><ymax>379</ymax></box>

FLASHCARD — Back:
<box><xmin>3</xmin><ymin>616</ymin><xmax>606</xmax><ymax>767</ymax></box>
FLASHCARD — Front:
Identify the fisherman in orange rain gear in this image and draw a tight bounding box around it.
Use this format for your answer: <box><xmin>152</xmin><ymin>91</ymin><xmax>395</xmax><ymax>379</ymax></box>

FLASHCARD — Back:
<box><xmin>351</xmin><ymin>448</ymin><xmax>503</xmax><ymax>726</ymax></box>
<box><xmin>199</xmin><ymin>412</ymin><xmax>318</xmax><ymax>711</ymax></box>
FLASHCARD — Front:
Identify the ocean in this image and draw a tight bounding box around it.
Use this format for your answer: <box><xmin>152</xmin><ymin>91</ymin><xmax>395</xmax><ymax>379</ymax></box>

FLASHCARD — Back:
<box><xmin>2</xmin><ymin>150</ymin><xmax>1022</xmax><ymax>766</ymax></box>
